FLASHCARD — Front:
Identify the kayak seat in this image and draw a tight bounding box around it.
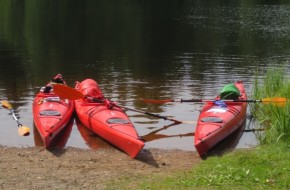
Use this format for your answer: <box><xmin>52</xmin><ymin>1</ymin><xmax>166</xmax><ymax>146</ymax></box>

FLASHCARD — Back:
<box><xmin>44</xmin><ymin>97</ymin><xmax>61</xmax><ymax>102</ymax></box>
<box><xmin>107</xmin><ymin>118</ymin><xmax>131</xmax><ymax>124</ymax></box>
<box><xmin>201</xmin><ymin>117</ymin><xmax>223</xmax><ymax>123</ymax></box>
<box><xmin>39</xmin><ymin>110</ymin><xmax>61</xmax><ymax>116</ymax></box>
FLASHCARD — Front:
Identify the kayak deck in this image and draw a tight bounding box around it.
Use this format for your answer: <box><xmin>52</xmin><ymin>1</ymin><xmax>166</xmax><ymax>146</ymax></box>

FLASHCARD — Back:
<box><xmin>194</xmin><ymin>81</ymin><xmax>248</xmax><ymax>157</ymax></box>
<box><xmin>74</xmin><ymin>79</ymin><xmax>144</xmax><ymax>158</ymax></box>
<box><xmin>33</xmin><ymin>74</ymin><xmax>74</xmax><ymax>148</ymax></box>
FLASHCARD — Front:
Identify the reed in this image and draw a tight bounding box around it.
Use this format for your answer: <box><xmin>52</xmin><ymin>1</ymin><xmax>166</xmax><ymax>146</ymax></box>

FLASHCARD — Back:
<box><xmin>251</xmin><ymin>67</ymin><xmax>290</xmax><ymax>144</ymax></box>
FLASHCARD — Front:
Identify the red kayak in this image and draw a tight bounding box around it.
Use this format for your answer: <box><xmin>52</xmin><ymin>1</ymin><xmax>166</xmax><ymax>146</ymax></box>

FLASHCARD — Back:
<box><xmin>32</xmin><ymin>74</ymin><xmax>74</xmax><ymax>148</ymax></box>
<box><xmin>194</xmin><ymin>80</ymin><xmax>248</xmax><ymax>157</ymax></box>
<box><xmin>74</xmin><ymin>79</ymin><xmax>144</xmax><ymax>158</ymax></box>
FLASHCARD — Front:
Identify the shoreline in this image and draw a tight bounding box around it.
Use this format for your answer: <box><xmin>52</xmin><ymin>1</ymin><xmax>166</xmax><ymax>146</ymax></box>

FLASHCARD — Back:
<box><xmin>0</xmin><ymin>146</ymin><xmax>200</xmax><ymax>189</ymax></box>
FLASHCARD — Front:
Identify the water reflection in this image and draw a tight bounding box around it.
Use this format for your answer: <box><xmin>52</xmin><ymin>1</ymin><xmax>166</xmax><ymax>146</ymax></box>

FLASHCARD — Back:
<box><xmin>204</xmin><ymin>121</ymin><xmax>246</xmax><ymax>158</ymax></box>
<box><xmin>141</xmin><ymin>122</ymin><xmax>194</xmax><ymax>142</ymax></box>
<box><xmin>75</xmin><ymin>117</ymin><xmax>114</xmax><ymax>150</ymax></box>
<box><xmin>31</xmin><ymin>112</ymin><xmax>259</xmax><ymax>157</ymax></box>
<box><xmin>1</xmin><ymin>1</ymin><xmax>289</xmax><ymax>151</ymax></box>
<box><xmin>34</xmin><ymin>117</ymin><xmax>74</xmax><ymax>148</ymax></box>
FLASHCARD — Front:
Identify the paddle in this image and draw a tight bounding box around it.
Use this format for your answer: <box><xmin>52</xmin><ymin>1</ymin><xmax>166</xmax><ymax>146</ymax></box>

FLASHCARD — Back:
<box><xmin>140</xmin><ymin>122</ymin><xmax>195</xmax><ymax>142</ymax></box>
<box><xmin>244</xmin><ymin>128</ymin><xmax>264</xmax><ymax>132</ymax></box>
<box><xmin>53</xmin><ymin>84</ymin><xmax>194</xmax><ymax>124</ymax></box>
<box><xmin>141</xmin><ymin>97</ymin><xmax>287</xmax><ymax>106</ymax></box>
<box><xmin>142</xmin><ymin>132</ymin><xmax>194</xmax><ymax>142</ymax></box>
<box><xmin>1</xmin><ymin>101</ymin><xmax>30</xmax><ymax>136</ymax></box>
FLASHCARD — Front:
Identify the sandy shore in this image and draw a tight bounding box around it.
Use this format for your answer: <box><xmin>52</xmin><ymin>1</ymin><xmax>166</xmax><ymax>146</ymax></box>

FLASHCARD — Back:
<box><xmin>0</xmin><ymin>146</ymin><xmax>200</xmax><ymax>189</ymax></box>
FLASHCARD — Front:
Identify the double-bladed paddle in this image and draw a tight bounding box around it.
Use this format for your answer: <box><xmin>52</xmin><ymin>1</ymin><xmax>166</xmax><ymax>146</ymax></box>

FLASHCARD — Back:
<box><xmin>53</xmin><ymin>84</ymin><xmax>195</xmax><ymax>124</ymax></box>
<box><xmin>141</xmin><ymin>97</ymin><xmax>287</xmax><ymax>106</ymax></box>
<box><xmin>1</xmin><ymin>101</ymin><xmax>30</xmax><ymax>136</ymax></box>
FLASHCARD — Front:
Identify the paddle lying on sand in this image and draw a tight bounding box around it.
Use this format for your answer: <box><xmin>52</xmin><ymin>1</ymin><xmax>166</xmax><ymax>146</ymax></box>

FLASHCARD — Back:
<box><xmin>53</xmin><ymin>84</ymin><xmax>195</xmax><ymax>124</ymax></box>
<box><xmin>141</xmin><ymin>97</ymin><xmax>287</xmax><ymax>106</ymax></box>
<box><xmin>1</xmin><ymin>101</ymin><xmax>30</xmax><ymax>136</ymax></box>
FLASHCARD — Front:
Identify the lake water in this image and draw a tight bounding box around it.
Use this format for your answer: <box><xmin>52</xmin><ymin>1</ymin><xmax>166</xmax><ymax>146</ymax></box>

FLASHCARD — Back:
<box><xmin>1</xmin><ymin>0</ymin><xmax>290</xmax><ymax>152</ymax></box>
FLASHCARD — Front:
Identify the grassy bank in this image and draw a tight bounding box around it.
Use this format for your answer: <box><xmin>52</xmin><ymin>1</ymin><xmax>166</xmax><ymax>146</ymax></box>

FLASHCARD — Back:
<box><xmin>252</xmin><ymin>67</ymin><xmax>290</xmax><ymax>144</ymax></box>
<box><xmin>108</xmin><ymin>68</ymin><xmax>290</xmax><ymax>190</ymax></box>
<box><xmin>138</xmin><ymin>143</ymin><xmax>290</xmax><ymax>190</ymax></box>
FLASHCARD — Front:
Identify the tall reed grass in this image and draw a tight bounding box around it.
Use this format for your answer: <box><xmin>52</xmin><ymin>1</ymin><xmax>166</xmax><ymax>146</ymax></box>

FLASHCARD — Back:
<box><xmin>252</xmin><ymin>67</ymin><xmax>290</xmax><ymax>144</ymax></box>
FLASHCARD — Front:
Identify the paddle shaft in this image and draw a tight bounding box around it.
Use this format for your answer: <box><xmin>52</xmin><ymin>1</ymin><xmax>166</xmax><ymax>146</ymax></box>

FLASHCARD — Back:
<box><xmin>9</xmin><ymin>108</ymin><xmax>23</xmax><ymax>127</ymax></box>
<box><xmin>1</xmin><ymin>101</ymin><xmax>23</xmax><ymax>127</ymax></box>
<box><xmin>88</xmin><ymin>98</ymin><xmax>193</xmax><ymax>124</ymax></box>
<box><xmin>53</xmin><ymin>84</ymin><xmax>183</xmax><ymax>124</ymax></box>
<box><xmin>1</xmin><ymin>101</ymin><xmax>30</xmax><ymax>136</ymax></box>
<box><xmin>87</xmin><ymin>97</ymin><xmax>183</xmax><ymax>123</ymax></box>
<box><xmin>244</xmin><ymin>128</ymin><xmax>264</xmax><ymax>132</ymax></box>
<box><xmin>177</xmin><ymin>99</ymin><xmax>264</xmax><ymax>103</ymax></box>
<box><xmin>116</xmin><ymin>105</ymin><xmax>182</xmax><ymax>124</ymax></box>
<box><xmin>142</xmin><ymin>97</ymin><xmax>287</xmax><ymax>105</ymax></box>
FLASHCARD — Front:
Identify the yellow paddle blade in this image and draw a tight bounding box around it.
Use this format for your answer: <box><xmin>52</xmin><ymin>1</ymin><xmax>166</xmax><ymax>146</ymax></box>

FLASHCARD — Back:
<box><xmin>1</xmin><ymin>100</ymin><xmax>12</xmax><ymax>109</ymax></box>
<box><xmin>262</xmin><ymin>97</ymin><xmax>287</xmax><ymax>107</ymax></box>
<box><xmin>18</xmin><ymin>126</ymin><xmax>30</xmax><ymax>136</ymax></box>
<box><xmin>2</xmin><ymin>100</ymin><xmax>30</xmax><ymax>136</ymax></box>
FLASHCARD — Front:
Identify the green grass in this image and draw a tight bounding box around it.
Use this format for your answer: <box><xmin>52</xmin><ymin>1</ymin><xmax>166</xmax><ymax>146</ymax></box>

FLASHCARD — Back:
<box><xmin>137</xmin><ymin>143</ymin><xmax>290</xmax><ymax>190</ymax></box>
<box><xmin>251</xmin><ymin>67</ymin><xmax>290</xmax><ymax>144</ymax></box>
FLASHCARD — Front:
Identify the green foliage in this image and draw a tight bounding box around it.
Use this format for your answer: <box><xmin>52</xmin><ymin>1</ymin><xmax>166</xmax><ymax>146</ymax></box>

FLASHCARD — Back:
<box><xmin>252</xmin><ymin>67</ymin><xmax>290</xmax><ymax>144</ymax></box>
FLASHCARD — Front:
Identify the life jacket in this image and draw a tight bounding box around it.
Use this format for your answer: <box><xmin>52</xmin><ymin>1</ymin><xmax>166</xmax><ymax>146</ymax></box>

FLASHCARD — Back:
<box><xmin>78</xmin><ymin>79</ymin><xmax>104</xmax><ymax>99</ymax></box>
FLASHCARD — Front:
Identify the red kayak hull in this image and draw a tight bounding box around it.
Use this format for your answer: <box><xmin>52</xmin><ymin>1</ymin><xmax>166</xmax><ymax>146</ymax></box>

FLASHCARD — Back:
<box><xmin>74</xmin><ymin>79</ymin><xmax>144</xmax><ymax>158</ymax></box>
<box><xmin>33</xmin><ymin>75</ymin><xmax>74</xmax><ymax>148</ymax></box>
<box><xmin>194</xmin><ymin>81</ymin><xmax>248</xmax><ymax>157</ymax></box>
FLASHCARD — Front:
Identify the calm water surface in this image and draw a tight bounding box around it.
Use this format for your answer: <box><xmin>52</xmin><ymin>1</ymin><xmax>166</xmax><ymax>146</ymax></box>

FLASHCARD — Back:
<box><xmin>1</xmin><ymin>0</ymin><xmax>290</xmax><ymax>152</ymax></box>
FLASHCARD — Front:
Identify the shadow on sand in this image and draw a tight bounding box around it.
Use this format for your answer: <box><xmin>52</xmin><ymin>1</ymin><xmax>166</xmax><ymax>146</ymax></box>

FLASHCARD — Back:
<box><xmin>33</xmin><ymin>117</ymin><xmax>74</xmax><ymax>157</ymax></box>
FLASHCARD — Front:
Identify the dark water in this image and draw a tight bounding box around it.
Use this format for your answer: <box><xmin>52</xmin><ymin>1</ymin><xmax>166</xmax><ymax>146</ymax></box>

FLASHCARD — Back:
<box><xmin>1</xmin><ymin>0</ymin><xmax>290</xmax><ymax>152</ymax></box>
